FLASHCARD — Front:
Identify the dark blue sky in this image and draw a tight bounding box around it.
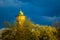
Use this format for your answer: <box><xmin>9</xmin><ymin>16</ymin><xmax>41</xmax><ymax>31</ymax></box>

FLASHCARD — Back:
<box><xmin>0</xmin><ymin>0</ymin><xmax>60</xmax><ymax>28</ymax></box>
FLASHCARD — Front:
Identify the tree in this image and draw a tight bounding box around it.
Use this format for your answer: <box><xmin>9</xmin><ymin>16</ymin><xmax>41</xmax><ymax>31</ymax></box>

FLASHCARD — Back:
<box><xmin>38</xmin><ymin>26</ymin><xmax>58</xmax><ymax>40</ymax></box>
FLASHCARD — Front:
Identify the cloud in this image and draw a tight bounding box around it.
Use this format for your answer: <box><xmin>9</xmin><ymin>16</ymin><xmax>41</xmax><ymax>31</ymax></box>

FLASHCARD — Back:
<box><xmin>41</xmin><ymin>16</ymin><xmax>60</xmax><ymax>22</ymax></box>
<box><xmin>0</xmin><ymin>0</ymin><xmax>29</xmax><ymax>7</ymax></box>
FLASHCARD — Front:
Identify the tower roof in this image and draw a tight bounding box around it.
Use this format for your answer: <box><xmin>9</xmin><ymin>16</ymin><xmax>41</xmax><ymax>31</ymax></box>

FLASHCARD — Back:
<box><xmin>16</xmin><ymin>9</ymin><xmax>24</xmax><ymax>17</ymax></box>
<box><xmin>19</xmin><ymin>10</ymin><xmax>24</xmax><ymax>16</ymax></box>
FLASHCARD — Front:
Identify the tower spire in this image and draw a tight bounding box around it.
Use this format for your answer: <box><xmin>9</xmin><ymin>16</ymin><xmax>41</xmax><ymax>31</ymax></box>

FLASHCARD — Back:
<box><xmin>19</xmin><ymin>9</ymin><xmax>24</xmax><ymax>16</ymax></box>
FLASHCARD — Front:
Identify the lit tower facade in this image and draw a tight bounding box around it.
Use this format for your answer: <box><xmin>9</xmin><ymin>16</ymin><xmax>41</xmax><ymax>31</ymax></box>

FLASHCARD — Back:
<box><xmin>16</xmin><ymin>10</ymin><xmax>25</xmax><ymax>29</ymax></box>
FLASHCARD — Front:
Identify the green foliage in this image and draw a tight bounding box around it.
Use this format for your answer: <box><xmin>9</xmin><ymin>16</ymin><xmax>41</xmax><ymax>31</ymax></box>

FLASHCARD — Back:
<box><xmin>1</xmin><ymin>19</ymin><xmax>59</xmax><ymax>40</ymax></box>
<box><xmin>2</xmin><ymin>28</ymin><xmax>39</xmax><ymax>40</ymax></box>
<box><xmin>38</xmin><ymin>27</ymin><xmax>58</xmax><ymax>40</ymax></box>
<box><xmin>57</xmin><ymin>28</ymin><xmax>60</xmax><ymax>40</ymax></box>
